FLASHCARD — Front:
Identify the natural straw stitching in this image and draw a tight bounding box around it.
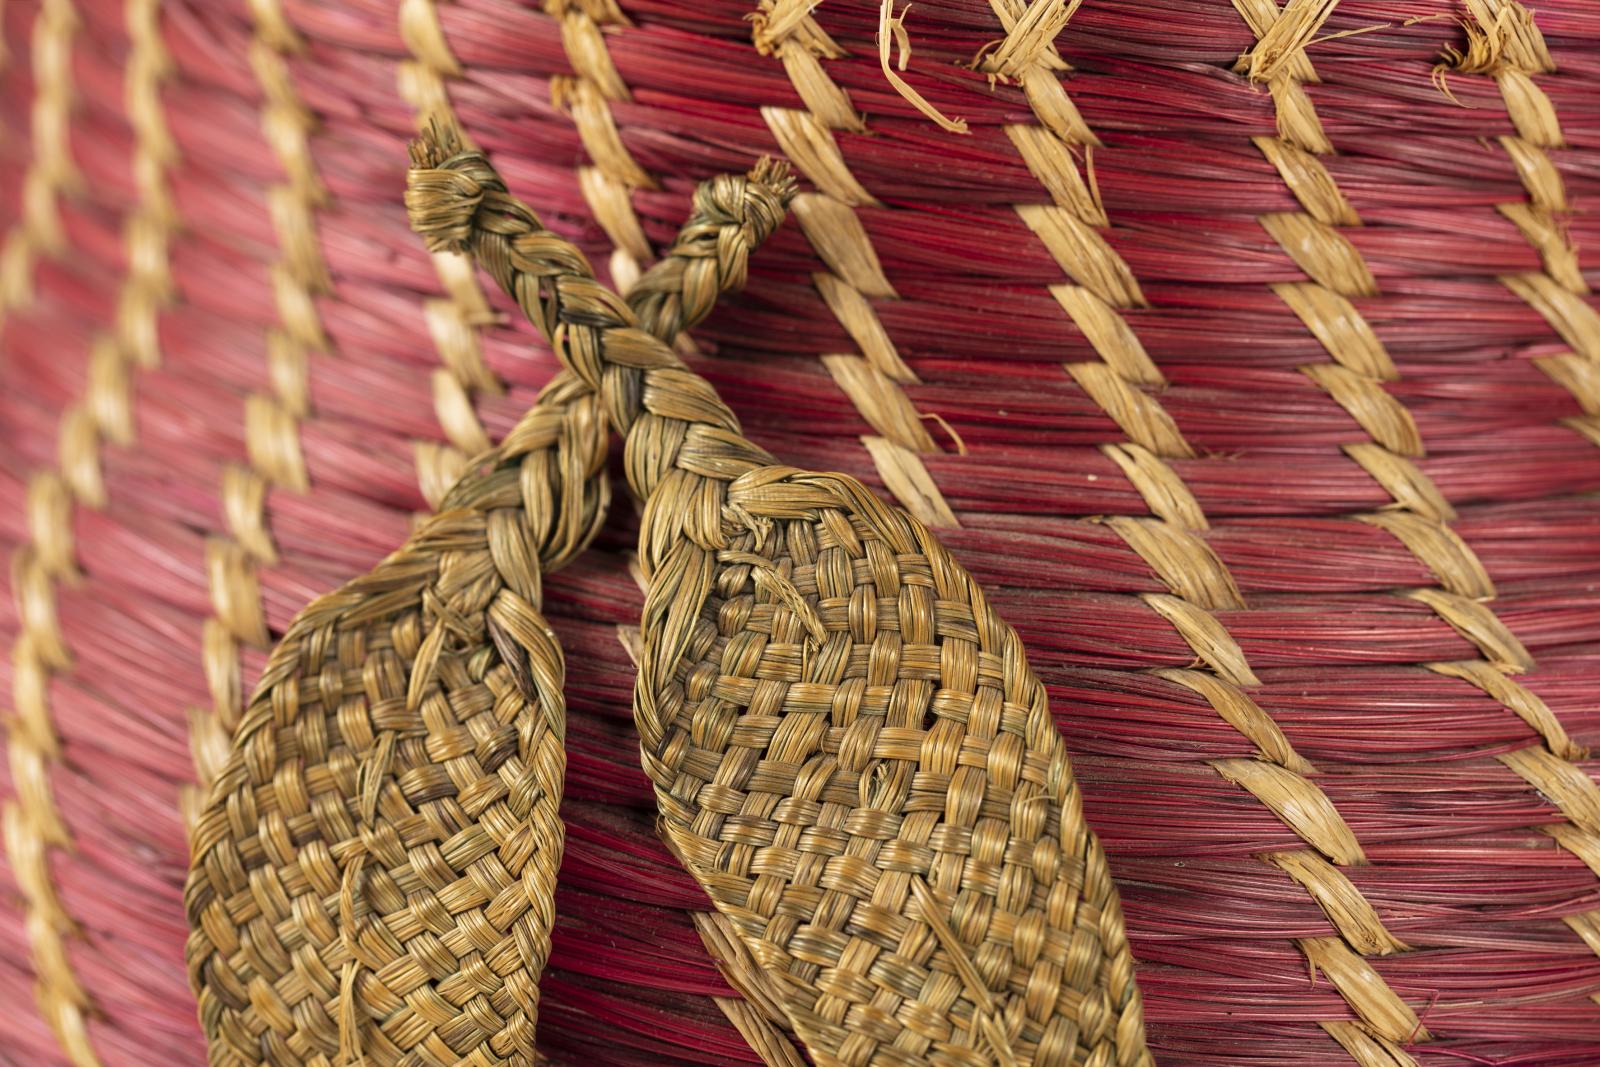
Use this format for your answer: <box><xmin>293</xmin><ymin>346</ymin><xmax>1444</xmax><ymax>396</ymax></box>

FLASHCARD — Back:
<box><xmin>1153</xmin><ymin>669</ymin><xmax>1313</xmax><ymax>774</ymax></box>
<box><xmin>751</xmin><ymin>0</ymin><xmax>860</xmax><ymax>132</ymax></box>
<box><xmin>979</xmin><ymin>0</ymin><xmax>1097</xmax><ymax>146</ymax></box>
<box><xmin>1235</xmin><ymin>4</ymin><xmax>1426</xmax><ymax>1054</ymax></box>
<box><xmin>998</xmin><ymin>14</ymin><xmax>1376</xmax><ymax>908</ymax></box>
<box><xmin>408</xmin><ymin>132</ymin><xmax>1152</xmax><ymax>1067</ymax></box>
<box><xmin>15</xmin><ymin>0</ymin><xmax>157</xmax><ymax>1058</ymax></box>
<box><xmin>1299</xmin><ymin>938</ymin><xmax>1429</xmax><ymax>1048</ymax></box>
<box><xmin>396</xmin><ymin>0</ymin><xmax>502</xmax><ymax>503</ymax></box>
<box><xmin>985</xmin><ymin>6</ymin><xmax>1368</xmax><ymax>876</ymax></box>
<box><xmin>1438</xmin><ymin>0</ymin><xmax>1600</xmax><ymax>990</ymax></box>
<box><xmin>1451</xmin><ymin>2</ymin><xmax>1600</xmax><ymax>428</ymax></box>
<box><xmin>0</xmin><ymin>0</ymin><xmax>78</xmax><ymax>313</ymax></box>
<box><xmin>187</xmin><ymin>2</ymin><xmax>328</xmax><ymax>806</ymax></box>
<box><xmin>1243</xmin><ymin>0</ymin><xmax>1517</xmax><ymax>658</ymax></box>
<box><xmin>1228</xmin><ymin>4</ymin><xmax>1590</xmax><ymax>1055</ymax></box>
<box><xmin>185</xmin><ymin>160</ymin><xmax>798</xmax><ymax>1067</ymax></box>
<box><xmin>980</xmin><ymin>6</ymin><xmax>1195</xmax><ymax>482</ymax></box>
<box><xmin>994</xmin><ymin>8</ymin><xmax>1396</xmax><ymax>967</ymax></box>
<box><xmin>755</xmin><ymin>5</ymin><xmax>955</xmax><ymax>528</ymax></box>
<box><xmin>544</xmin><ymin>0</ymin><xmax>657</xmax><ymax>291</ymax></box>
<box><xmin>4</xmin><ymin>1</ymin><xmax>168</xmax><ymax>1063</ymax></box>
<box><xmin>1232</xmin><ymin>0</ymin><xmax>1336</xmax><ymax>148</ymax></box>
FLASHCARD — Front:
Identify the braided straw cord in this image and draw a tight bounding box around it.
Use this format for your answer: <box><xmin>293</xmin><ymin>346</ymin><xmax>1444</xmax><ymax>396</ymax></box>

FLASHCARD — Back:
<box><xmin>408</xmin><ymin>130</ymin><xmax>1151</xmax><ymax>1067</ymax></box>
<box><xmin>184</xmin><ymin>161</ymin><xmax>797</xmax><ymax>1067</ymax></box>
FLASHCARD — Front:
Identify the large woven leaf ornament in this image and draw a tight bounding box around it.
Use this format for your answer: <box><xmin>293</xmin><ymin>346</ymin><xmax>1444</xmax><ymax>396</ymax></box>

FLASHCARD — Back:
<box><xmin>184</xmin><ymin>158</ymin><xmax>797</xmax><ymax>1067</ymax></box>
<box><xmin>409</xmin><ymin>131</ymin><xmax>1151</xmax><ymax>1067</ymax></box>
<box><xmin>642</xmin><ymin>470</ymin><xmax>1149</xmax><ymax>1067</ymax></box>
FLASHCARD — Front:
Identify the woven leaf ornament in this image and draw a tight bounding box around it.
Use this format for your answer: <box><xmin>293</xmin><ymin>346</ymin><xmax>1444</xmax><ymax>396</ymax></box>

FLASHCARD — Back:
<box><xmin>406</xmin><ymin>129</ymin><xmax>1151</xmax><ymax>1067</ymax></box>
<box><xmin>183</xmin><ymin>159</ymin><xmax>796</xmax><ymax>1067</ymax></box>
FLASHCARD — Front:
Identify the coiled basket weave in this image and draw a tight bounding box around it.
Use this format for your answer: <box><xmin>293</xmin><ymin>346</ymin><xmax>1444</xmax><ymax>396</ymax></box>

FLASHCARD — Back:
<box><xmin>3</xmin><ymin>0</ymin><xmax>1600</xmax><ymax>1065</ymax></box>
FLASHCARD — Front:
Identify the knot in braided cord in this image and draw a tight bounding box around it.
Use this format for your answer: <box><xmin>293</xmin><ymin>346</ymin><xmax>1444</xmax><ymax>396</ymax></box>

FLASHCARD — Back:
<box><xmin>408</xmin><ymin>127</ymin><xmax>796</xmax><ymax>571</ymax></box>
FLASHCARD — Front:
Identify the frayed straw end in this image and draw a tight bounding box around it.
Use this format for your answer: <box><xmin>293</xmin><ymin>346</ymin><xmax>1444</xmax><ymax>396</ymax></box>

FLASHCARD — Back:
<box><xmin>748</xmin><ymin>157</ymin><xmax>798</xmax><ymax>208</ymax></box>
<box><xmin>405</xmin><ymin>123</ymin><xmax>485</xmax><ymax>254</ymax></box>
<box><xmin>338</xmin><ymin>961</ymin><xmax>366</xmax><ymax>1067</ymax></box>
<box><xmin>408</xmin><ymin>117</ymin><xmax>463</xmax><ymax>169</ymax></box>
<box><xmin>1437</xmin><ymin>0</ymin><xmax>1553</xmax><ymax>77</ymax></box>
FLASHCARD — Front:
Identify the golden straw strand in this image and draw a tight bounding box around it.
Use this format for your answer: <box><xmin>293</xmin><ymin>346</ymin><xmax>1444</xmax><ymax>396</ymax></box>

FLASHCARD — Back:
<box><xmin>187</xmin><ymin>0</ymin><xmax>327</xmax><ymax>808</ymax></box>
<box><xmin>993</xmin><ymin>3</ymin><xmax>1425</xmax><ymax>1053</ymax></box>
<box><xmin>985</xmin><ymin>1</ymin><xmax>1265</xmax><ymax>677</ymax></box>
<box><xmin>1232</xmin><ymin>0</ymin><xmax>1600</xmax><ymax>1054</ymax></box>
<box><xmin>984</xmin><ymin>12</ymin><xmax>1390</xmax><ymax>957</ymax></box>
<box><xmin>0</xmin><ymin>0</ymin><xmax>79</xmax><ymax>315</ymax></box>
<box><xmin>4</xmin><ymin>1</ymin><xmax>163</xmax><ymax>1063</ymax></box>
<box><xmin>1455</xmin><ymin>0</ymin><xmax>1600</xmax><ymax>425</ymax></box>
<box><xmin>545</xmin><ymin>0</ymin><xmax>657</xmax><ymax>291</ymax></box>
<box><xmin>755</xmin><ymin>4</ymin><xmax>957</xmax><ymax>527</ymax></box>
<box><xmin>395</xmin><ymin>0</ymin><xmax>501</xmax><ymax>503</ymax></box>
<box><xmin>1232</xmin><ymin>3</ymin><xmax>1433</xmax><ymax>1055</ymax></box>
<box><xmin>1438</xmin><ymin>0</ymin><xmax>1600</xmax><ymax>973</ymax></box>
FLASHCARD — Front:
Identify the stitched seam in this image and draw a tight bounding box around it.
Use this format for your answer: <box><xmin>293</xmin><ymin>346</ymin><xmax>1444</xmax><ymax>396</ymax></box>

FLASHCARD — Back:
<box><xmin>0</xmin><ymin>0</ymin><xmax>78</xmax><ymax>313</ymax></box>
<box><xmin>189</xmin><ymin>0</ymin><xmax>326</xmax><ymax>799</ymax></box>
<box><xmin>987</xmin><ymin>7</ymin><xmax>1342</xmax><ymax>1064</ymax></box>
<box><xmin>396</xmin><ymin>0</ymin><xmax>500</xmax><ymax>505</ymax></box>
<box><xmin>755</xmin><ymin>6</ymin><xmax>954</xmax><ymax>527</ymax></box>
<box><xmin>990</xmin><ymin>3</ymin><xmax>1292</xmax><ymax>794</ymax></box>
<box><xmin>1477</xmin><ymin>0</ymin><xmax>1600</xmax><ymax>942</ymax></box>
<box><xmin>1235</xmin><ymin>2</ymin><xmax>1592</xmax><ymax>1054</ymax></box>
<box><xmin>4</xmin><ymin>3</ymin><xmax>153</xmax><ymax>1063</ymax></box>
<box><xmin>1236</xmin><ymin>3</ymin><xmax>1433</xmax><ymax>1052</ymax></box>
<box><xmin>546</xmin><ymin>0</ymin><xmax>656</xmax><ymax>289</ymax></box>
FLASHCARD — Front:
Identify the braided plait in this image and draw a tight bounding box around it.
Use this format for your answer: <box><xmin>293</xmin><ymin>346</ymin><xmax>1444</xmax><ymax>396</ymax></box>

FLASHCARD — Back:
<box><xmin>408</xmin><ymin>128</ymin><xmax>796</xmax><ymax>573</ymax></box>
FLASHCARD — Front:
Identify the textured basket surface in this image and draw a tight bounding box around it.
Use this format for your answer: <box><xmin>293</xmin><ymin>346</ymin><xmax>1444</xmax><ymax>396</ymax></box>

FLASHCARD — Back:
<box><xmin>3</xmin><ymin>0</ymin><xmax>1600</xmax><ymax>1065</ymax></box>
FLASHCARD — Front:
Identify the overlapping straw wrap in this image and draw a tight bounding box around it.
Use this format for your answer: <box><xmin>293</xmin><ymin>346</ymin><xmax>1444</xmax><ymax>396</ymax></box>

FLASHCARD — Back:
<box><xmin>183</xmin><ymin>154</ymin><xmax>797</xmax><ymax>1067</ymax></box>
<box><xmin>406</xmin><ymin>128</ymin><xmax>1149</xmax><ymax>1067</ymax></box>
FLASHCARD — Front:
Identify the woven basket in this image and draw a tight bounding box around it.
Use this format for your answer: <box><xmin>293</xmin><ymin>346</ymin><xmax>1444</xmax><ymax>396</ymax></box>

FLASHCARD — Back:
<box><xmin>4</xmin><ymin>0</ymin><xmax>1600</xmax><ymax>1065</ymax></box>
